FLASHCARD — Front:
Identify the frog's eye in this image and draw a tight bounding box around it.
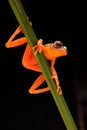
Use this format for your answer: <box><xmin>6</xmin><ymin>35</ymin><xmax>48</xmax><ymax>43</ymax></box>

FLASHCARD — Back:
<box><xmin>53</xmin><ymin>41</ymin><xmax>63</xmax><ymax>49</ymax></box>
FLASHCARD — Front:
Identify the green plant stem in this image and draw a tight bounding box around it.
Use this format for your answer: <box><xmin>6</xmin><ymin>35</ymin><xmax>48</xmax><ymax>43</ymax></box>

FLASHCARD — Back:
<box><xmin>8</xmin><ymin>0</ymin><xmax>78</xmax><ymax>129</ymax></box>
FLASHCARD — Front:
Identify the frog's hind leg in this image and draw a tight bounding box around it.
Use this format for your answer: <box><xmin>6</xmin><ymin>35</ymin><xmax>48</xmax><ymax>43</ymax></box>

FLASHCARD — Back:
<box><xmin>29</xmin><ymin>74</ymin><xmax>50</xmax><ymax>94</ymax></box>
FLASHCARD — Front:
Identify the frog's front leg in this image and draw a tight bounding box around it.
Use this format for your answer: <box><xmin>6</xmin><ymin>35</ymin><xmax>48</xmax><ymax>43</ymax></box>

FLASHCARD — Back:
<box><xmin>51</xmin><ymin>59</ymin><xmax>62</xmax><ymax>95</ymax></box>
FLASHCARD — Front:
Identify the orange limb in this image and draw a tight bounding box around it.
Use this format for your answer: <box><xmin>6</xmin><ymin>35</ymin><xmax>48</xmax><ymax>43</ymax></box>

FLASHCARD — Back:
<box><xmin>5</xmin><ymin>21</ymin><xmax>32</xmax><ymax>48</ymax></box>
<box><xmin>29</xmin><ymin>74</ymin><xmax>49</xmax><ymax>94</ymax></box>
<box><xmin>5</xmin><ymin>26</ymin><xmax>27</xmax><ymax>48</ymax></box>
<box><xmin>32</xmin><ymin>39</ymin><xmax>43</xmax><ymax>54</ymax></box>
<box><xmin>28</xmin><ymin>59</ymin><xmax>62</xmax><ymax>94</ymax></box>
<box><xmin>51</xmin><ymin>59</ymin><xmax>62</xmax><ymax>94</ymax></box>
<box><xmin>5</xmin><ymin>27</ymin><xmax>41</xmax><ymax>72</ymax></box>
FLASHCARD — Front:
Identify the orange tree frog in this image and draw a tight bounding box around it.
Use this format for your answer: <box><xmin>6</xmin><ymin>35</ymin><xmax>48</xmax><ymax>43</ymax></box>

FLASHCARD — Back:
<box><xmin>5</xmin><ymin>25</ymin><xmax>67</xmax><ymax>95</ymax></box>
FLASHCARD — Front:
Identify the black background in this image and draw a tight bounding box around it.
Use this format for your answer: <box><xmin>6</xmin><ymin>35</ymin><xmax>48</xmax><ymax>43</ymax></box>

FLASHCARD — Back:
<box><xmin>1</xmin><ymin>1</ymin><xmax>87</xmax><ymax>130</ymax></box>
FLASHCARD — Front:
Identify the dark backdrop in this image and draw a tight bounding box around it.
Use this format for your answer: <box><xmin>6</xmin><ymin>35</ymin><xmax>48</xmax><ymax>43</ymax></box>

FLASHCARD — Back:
<box><xmin>0</xmin><ymin>1</ymin><xmax>86</xmax><ymax>130</ymax></box>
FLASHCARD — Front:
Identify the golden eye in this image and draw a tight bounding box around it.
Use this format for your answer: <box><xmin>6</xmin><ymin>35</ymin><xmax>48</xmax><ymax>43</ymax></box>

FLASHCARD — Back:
<box><xmin>53</xmin><ymin>41</ymin><xmax>63</xmax><ymax>49</ymax></box>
